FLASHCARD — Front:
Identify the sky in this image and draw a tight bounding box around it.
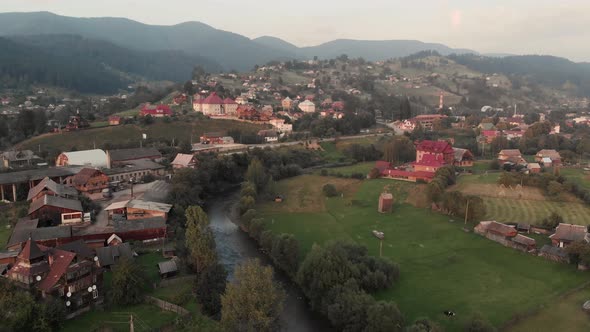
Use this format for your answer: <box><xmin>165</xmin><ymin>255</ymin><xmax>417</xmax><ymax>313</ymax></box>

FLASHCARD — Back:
<box><xmin>3</xmin><ymin>0</ymin><xmax>590</xmax><ymax>61</ymax></box>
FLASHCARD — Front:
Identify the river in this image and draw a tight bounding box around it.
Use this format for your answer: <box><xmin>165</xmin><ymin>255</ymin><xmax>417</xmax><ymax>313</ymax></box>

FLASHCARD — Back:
<box><xmin>207</xmin><ymin>192</ymin><xmax>330</xmax><ymax>332</ymax></box>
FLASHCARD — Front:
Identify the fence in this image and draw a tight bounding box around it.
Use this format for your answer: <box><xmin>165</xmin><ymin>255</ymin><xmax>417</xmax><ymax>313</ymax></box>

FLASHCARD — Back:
<box><xmin>145</xmin><ymin>296</ymin><xmax>190</xmax><ymax>316</ymax></box>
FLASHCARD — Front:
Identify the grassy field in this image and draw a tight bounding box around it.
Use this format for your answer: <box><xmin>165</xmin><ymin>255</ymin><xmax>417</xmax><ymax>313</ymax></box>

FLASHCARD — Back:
<box><xmin>506</xmin><ymin>286</ymin><xmax>590</xmax><ymax>332</ymax></box>
<box><xmin>257</xmin><ymin>174</ymin><xmax>587</xmax><ymax>330</ymax></box>
<box><xmin>19</xmin><ymin>119</ymin><xmax>267</xmax><ymax>152</ymax></box>
<box><xmin>561</xmin><ymin>168</ymin><xmax>590</xmax><ymax>191</ymax></box>
<box><xmin>455</xmin><ymin>173</ymin><xmax>590</xmax><ymax>225</ymax></box>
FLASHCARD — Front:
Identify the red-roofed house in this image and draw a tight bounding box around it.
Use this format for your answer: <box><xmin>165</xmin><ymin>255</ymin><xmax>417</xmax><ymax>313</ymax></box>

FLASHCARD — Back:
<box><xmin>481</xmin><ymin>130</ymin><xmax>501</xmax><ymax>143</ymax></box>
<box><xmin>6</xmin><ymin>239</ymin><xmax>103</xmax><ymax>311</ymax></box>
<box><xmin>193</xmin><ymin>92</ymin><xmax>238</xmax><ymax>116</ymax></box>
<box><xmin>108</xmin><ymin>115</ymin><xmax>121</xmax><ymax>126</ymax></box>
<box><xmin>140</xmin><ymin>104</ymin><xmax>172</xmax><ymax>117</ymax></box>
<box><xmin>414</xmin><ymin>140</ymin><xmax>454</xmax><ymax>173</ymax></box>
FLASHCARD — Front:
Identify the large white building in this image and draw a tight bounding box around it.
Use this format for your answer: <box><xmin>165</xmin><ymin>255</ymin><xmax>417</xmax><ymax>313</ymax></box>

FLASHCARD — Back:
<box><xmin>298</xmin><ymin>100</ymin><xmax>316</xmax><ymax>113</ymax></box>
<box><xmin>193</xmin><ymin>93</ymin><xmax>238</xmax><ymax>116</ymax></box>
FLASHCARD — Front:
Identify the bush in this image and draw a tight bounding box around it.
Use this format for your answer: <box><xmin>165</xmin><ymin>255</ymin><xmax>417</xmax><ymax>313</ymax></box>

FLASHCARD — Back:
<box><xmin>141</xmin><ymin>173</ymin><xmax>156</xmax><ymax>183</ymax></box>
<box><xmin>323</xmin><ymin>184</ymin><xmax>339</xmax><ymax>197</ymax></box>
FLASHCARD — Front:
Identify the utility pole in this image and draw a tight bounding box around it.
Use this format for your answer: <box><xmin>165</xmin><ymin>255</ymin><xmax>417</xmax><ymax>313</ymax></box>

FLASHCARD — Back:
<box><xmin>379</xmin><ymin>239</ymin><xmax>383</xmax><ymax>257</ymax></box>
<box><xmin>464</xmin><ymin>199</ymin><xmax>470</xmax><ymax>225</ymax></box>
<box><xmin>130</xmin><ymin>314</ymin><xmax>134</xmax><ymax>332</ymax></box>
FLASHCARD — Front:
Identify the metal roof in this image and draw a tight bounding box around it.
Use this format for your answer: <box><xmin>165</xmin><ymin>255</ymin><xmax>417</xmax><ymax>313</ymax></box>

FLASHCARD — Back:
<box><xmin>157</xmin><ymin>260</ymin><xmax>178</xmax><ymax>274</ymax></box>
<box><xmin>60</xmin><ymin>149</ymin><xmax>108</xmax><ymax>168</ymax></box>
<box><xmin>28</xmin><ymin>195</ymin><xmax>83</xmax><ymax>215</ymax></box>
<box><xmin>0</xmin><ymin>167</ymin><xmax>81</xmax><ymax>185</ymax></box>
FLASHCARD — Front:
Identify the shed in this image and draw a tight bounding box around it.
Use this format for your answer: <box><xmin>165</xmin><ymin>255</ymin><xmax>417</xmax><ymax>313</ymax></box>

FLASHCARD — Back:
<box><xmin>378</xmin><ymin>193</ymin><xmax>393</xmax><ymax>213</ymax></box>
<box><xmin>157</xmin><ymin>260</ymin><xmax>178</xmax><ymax>278</ymax></box>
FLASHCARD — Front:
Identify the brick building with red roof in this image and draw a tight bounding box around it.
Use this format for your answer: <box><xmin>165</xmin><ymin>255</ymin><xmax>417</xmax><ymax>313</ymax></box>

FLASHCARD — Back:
<box><xmin>140</xmin><ymin>104</ymin><xmax>172</xmax><ymax>117</ymax></box>
<box><xmin>6</xmin><ymin>238</ymin><xmax>103</xmax><ymax>312</ymax></box>
<box><xmin>192</xmin><ymin>92</ymin><xmax>238</xmax><ymax>116</ymax></box>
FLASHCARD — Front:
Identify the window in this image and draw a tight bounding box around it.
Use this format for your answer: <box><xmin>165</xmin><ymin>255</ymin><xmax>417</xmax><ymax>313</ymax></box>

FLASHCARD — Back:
<box><xmin>92</xmin><ymin>289</ymin><xmax>98</xmax><ymax>299</ymax></box>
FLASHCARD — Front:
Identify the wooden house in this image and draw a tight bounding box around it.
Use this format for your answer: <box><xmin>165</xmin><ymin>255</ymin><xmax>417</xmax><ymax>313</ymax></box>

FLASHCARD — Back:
<box><xmin>65</xmin><ymin>168</ymin><xmax>109</xmax><ymax>194</ymax></box>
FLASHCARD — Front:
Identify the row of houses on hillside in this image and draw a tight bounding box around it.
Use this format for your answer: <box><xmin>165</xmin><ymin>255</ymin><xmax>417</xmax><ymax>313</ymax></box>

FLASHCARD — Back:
<box><xmin>497</xmin><ymin>149</ymin><xmax>562</xmax><ymax>171</ymax></box>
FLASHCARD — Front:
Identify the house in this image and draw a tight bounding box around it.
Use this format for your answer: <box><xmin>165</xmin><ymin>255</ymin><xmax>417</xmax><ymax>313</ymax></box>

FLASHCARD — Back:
<box><xmin>27</xmin><ymin>177</ymin><xmax>78</xmax><ymax>202</ymax></box>
<box><xmin>511</xmin><ymin>234</ymin><xmax>537</xmax><ymax>252</ymax></box>
<box><xmin>157</xmin><ymin>259</ymin><xmax>179</xmax><ymax>279</ymax></box>
<box><xmin>480</xmin><ymin>130</ymin><xmax>501</xmax><ymax>143</ymax></box>
<box><xmin>411</xmin><ymin>114</ymin><xmax>448</xmax><ymax>131</ymax></box>
<box><xmin>65</xmin><ymin>115</ymin><xmax>90</xmax><ymax>131</ymax></box>
<box><xmin>140</xmin><ymin>104</ymin><xmax>172</xmax><ymax>117</ymax></box>
<box><xmin>56</xmin><ymin>149</ymin><xmax>108</xmax><ymax>168</ymax></box>
<box><xmin>378</xmin><ymin>193</ymin><xmax>393</xmax><ymax>213</ymax></box>
<box><xmin>298</xmin><ymin>100</ymin><xmax>316</xmax><ymax>113</ymax></box>
<box><xmin>108</xmin><ymin>115</ymin><xmax>121</xmax><ymax>126</ymax></box>
<box><xmin>527</xmin><ymin>163</ymin><xmax>541</xmax><ymax>174</ymax></box>
<box><xmin>413</xmin><ymin>140</ymin><xmax>454</xmax><ymax>173</ymax></box>
<box><xmin>539</xmin><ymin>245</ymin><xmax>569</xmax><ymax>263</ymax></box>
<box><xmin>171</xmin><ymin>153</ymin><xmax>198</xmax><ymax>169</ymax></box>
<box><xmin>258</xmin><ymin>129</ymin><xmax>279</xmax><ymax>143</ymax></box>
<box><xmin>5</xmin><ymin>239</ymin><xmax>103</xmax><ymax>311</ymax></box>
<box><xmin>478</xmin><ymin>122</ymin><xmax>496</xmax><ymax>131</ymax></box>
<box><xmin>269</xmin><ymin>118</ymin><xmax>293</xmax><ymax>133</ymax></box>
<box><xmin>374</xmin><ymin>161</ymin><xmax>392</xmax><ymax>173</ymax></box>
<box><xmin>107</xmin><ymin>148</ymin><xmax>162</xmax><ymax>168</ymax></box>
<box><xmin>549</xmin><ymin>223</ymin><xmax>590</xmax><ymax>248</ymax></box>
<box><xmin>474</xmin><ymin>221</ymin><xmax>518</xmax><ymax>244</ymax></box>
<box><xmin>64</xmin><ymin>168</ymin><xmax>109</xmax><ymax>194</ymax></box>
<box><xmin>453</xmin><ymin>148</ymin><xmax>474</xmax><ymax>167</ymax></box>
<box><xmin>95</xmin><ymin>242</ymin><xmax>133</xmax><ymax>269</ymax></box>
<box><xmin>282</xmin><ymin>97</ymin><xmax>293</xmax><ymax>110</ymax></box>
<box><xmin>105</xmin><ymin>199</ymin><xmax>173</xmax><ymax>221</ymax></box>
<box><xmin>497</xmin><ymin>149</ymin><xmax>525</xmax><ymax>166</ymax></box>
<box><xmin>193</xmin><ymin>93</ymin><xmax>237</xmax><ymax>116</ymax></box>
<box><xmin>173</xmin><ymin>93</ymin><xmax>188</xmax><ymax>105</ymax></box>
<box><xmin>535</xmin><ymin>150</ymin><xmax>562</xmax><ymax>166</ymax></box>
<box><xmin>28</xmin><ymin>195</ymin><xmax>84</xmax><ymax>224</ymax></box>
<box><xmin>1</xmin><ymin>150</ymin><xmax>41</xmax><ymax>169</ymax></box>
<box><xmin>200</xmin><ymin>132</ymin><xmax>231</xmax><ymax>145</ymax></box>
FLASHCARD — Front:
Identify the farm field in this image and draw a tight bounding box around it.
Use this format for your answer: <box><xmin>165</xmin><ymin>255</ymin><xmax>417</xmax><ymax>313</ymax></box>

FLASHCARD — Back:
<box><xmin>257</xmin><ymin>174</ymin><xmax>588</xmax><ymax>330</ymax></box>
<box><xmin>313</xmin><ymin>162</ymin><xmax>374</xmax><ymax>177</ymax></box>
<box><xmin>506</xmin><ymin>286</ymin><xmax>590</xmax><ymax>332</ymax></box>
<box><xmin>19</xmin><ymin>119</ymin><xmax>268</xmax><ymax>152</ymax></box>
<box><xmin>561</xmin><ymin>168</ymin><xmax>590</xmax><ymax>191</ymax></box>
<box><xmin>455</xmin><ymin>173</ymin><xmax>590</xmax><ymax>225</ymax></box>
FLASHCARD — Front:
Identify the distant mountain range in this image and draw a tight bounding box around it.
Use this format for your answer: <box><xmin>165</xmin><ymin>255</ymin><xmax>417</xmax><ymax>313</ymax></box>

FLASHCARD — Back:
<box><xmin>0</xmin><ymin>11</ymin><xmax>480</xmax><ymax>72</ymax></box>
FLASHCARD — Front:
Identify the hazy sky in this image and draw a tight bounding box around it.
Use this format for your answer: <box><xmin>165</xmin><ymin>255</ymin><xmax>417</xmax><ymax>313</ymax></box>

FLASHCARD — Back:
<box><xmin>3</xmin><ymin>0</ymin><xmax>590</xmax><ymax>61</ymax></box>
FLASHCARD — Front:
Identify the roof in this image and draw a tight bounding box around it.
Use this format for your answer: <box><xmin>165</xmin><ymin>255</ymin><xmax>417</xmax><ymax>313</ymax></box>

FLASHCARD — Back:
<box><xmin>60</xmin><ymin>149</ymin><xmax>108</xmax><ymax>168</ymax></box>
<box><xmin>1</xmin><ymin>150</ymin><xmax>39</xmax><ymax>162</ymax></box>
<box><xmin>171</xmin><ymin>153</ymin><xmax>197</xmax><ymax>167</ymax></box>
<box><xmin>141</xmin><ymin>104</ymin><xmax>172</xmax><ymax>114</ymax></box>
<box><xmin>113</xmin><ymin>217</ymin><xmax>166</xmax><ymax>233</ymax></box>
<box><xmin>0</xmin><ymin>250</ymin><xmax>18</xmax><ymax>260</ymax></box>
<box><xmin>0</xmin><ymin>167</ymin><xmax>81</xmax><ymax>186</ymax></box>
<box><xmin>453</xmin><ymin>148</ymin><xmax>473</xmax><ymax>162</ymax></box>
<box><xmin>536</xmin><ymin>150</ymin><xmax>561</xmax><ymax>160</ymax></box>
<box><xmin>7</xmin><ymin>219</ymin><xmax>39</xmax><ymax>247</ymax></box>
<box><xmin>223</xmin><ymin>97</ymin><xmax>237</xmax><ymax>105</ymax></box>
<box><xmin>299</xmin><ymin>100</ymin><xmax>314</xmax><ymax>106</ymax></box>
<box><xmin>479</xmin><ymin>123</ymin><xmax>496</xmax><ymax>130</ymax></box>
<box><xmin>416</xmin><ymin>140</ymin><xmax>453</xmax><ymax>154</ymax></box>
<box><xmin>539</xmin><ymin>244</ymin><xmax>568</xmax><ymax>258</ymax></box>
<box><xmin>550</xmin><ymin>223</ymin><xmax>589</xmax><ymax>242</ymax></box>
<box><xmin>375</xmin><ymin>161</ymin><xmax>391</xmax><ymax>172</ymax></box>
<box><xmin>199</xmin><ymin>92</ymin><xmax>224</xmax><ymax>105</ymax></box>
<box><xmin>95</xmin><ymin>243</ymin><xmax>133</xmax><ymax>267</ymax></box>
<box><xmin>105</xmin><ymin>199</ymin><xmax>172</xmax><ymax>213</ymax></box>
<box><xmin>482</xmin><ymin>130</ymin><xmax>500</xmax><ymax>137</ymax></box>
<box><xmin>498</xmin><ymin>149</ymin><xmax>522</xmax><ymax>157</ymax></box>
<box><xmin>108</xmin><ymin>148</ymin><xmax>162</xmax><ymax>163</ymax></box>
<box><xmin>28</xmin><ymin>195</ymin><xmax>83</xmax><ymax>215</ymax></box>
<box><xmin>527</xmin><ymin>163</ymin><xmax>541</xmax><ymax>169</ymax></box>
<box><xmin>37</xmin><ymin>245</ymin><xmax>76</xmax><ymax>292</ymax></box>
<box><xmin>68</xmin><ymin>168</ymin><xmax>106</xmax><ymax>186</ymax></box>
<box><xmin>27</xmin><ymin>177</ymin><xmax>78</xmax><ymax>201</ymax></box>
<box><xmin>414</xmin><ymin>153</ymin><xmax>445</xmax><ymax>167</ymax></box>
<box><xmin>512</xmin><ymin>234</ymin><xmax>536</xmax><ymax>246</ymax></box>
<box><xmin>103</xmin><ymin>159</ymin><xmax>164</xmax><ymax>176</ymax></box>
<box><xmin>158</xmin><ymin>260</ymin><xmax>178</xmax><ymax>274</ymax></box>
<box><xmin>486</xmin><ymin>221</ymin><xmax>517</xmax><ymax>237</ymax></box>
<box><xmin>57</xmin><ymin>239</ymin><xmax>94</xmax><ymax>260</ymax></box>
<box><xmin>18</xmin><ymin>238</ymin><xmax>45</xmax><ymax>261</ymax></box>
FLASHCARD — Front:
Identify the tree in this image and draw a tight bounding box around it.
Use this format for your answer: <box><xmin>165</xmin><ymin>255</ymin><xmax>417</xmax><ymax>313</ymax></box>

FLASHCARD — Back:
<box><xmin>542</xmin><ymin>212</ymin><xmax>563</xmax><ymax>229</ymax></box>
<box><xmin>192</xmin><ymin>66</ymin><xmax>207</xmax><ymax>81</ymax></box>
<box><xmin>364</xmin><ymin>301</ymin><xmax>404</xmax><ymax>332</ymax></box>
<box><xmin>270</xmin><ymin>233</ymin><xmax>300</xmax><ymax>277</ymax></box>
<box><xmin>239</xmin><ymin>195</ymin><xmax>256</xmax><ymax>214</ymax></box>
<box><xmin>399</xmin><ymin>97</ymin><xmax>412</xmax><ymax>120</ymax></box>
<box><xmin>368</xmin><ymin>167</ymin><xmax>382</xmax><ymax>179</ymax></box>
<box><xmin>0</xmin><ymin>280</ymin><xmax>36</xmax><ymax>331</ymax></box>
<box><xmin>168</xmin><ymin>168</ymin><xmax>204</xmax><ymax>209</ymax></box>
<box><xmin>221</xmin><ymin>259</ymin><xmax>285</xmax><ymax>332</ymax></box>
<box><xmin>196</xmin><ymin>262</ymin><xmax>228</xmax><ymax>317</ymax></box>
<box><xmin>183</xmin><ymin>80</ymin><xmax>195</xmax><ymax>95</ymax></box>
<box><xmin>406</xmin><ymin>318</ymin><xmax>443</xmax><ymax>332</ymax></box>
<box><xmin>241</xmin><ymin>181</ymin><xmax>258</xmax><ymax>200</ymax></box>
<box><xmin>326</xmin><ymin>280</ymin><xmax>373</xmax><ymax>331</ymax></box>
<box><xmin>322</xmin><ymin>183</ymin><xmax>338</xmax><ymax>197</ymax></box>
<box><xmin>185</xmin><ymin>206</ymin><xmax>217</xmax><ymax>273</ymax></box>
<box><xmin>566</xmin><ymin>241</ymin><xmax>590</xmax><ymax>265</ymax></box>
<box><xmin>110</xmin><ymin>258</ymin><xmax>146</xmax><ymax>305</ymax></box>
<box><xmin>179</xmin><ymin>140</ymin><xmax>192</xmax><ymax>154</ymax></box>
<box><xmin>246</xmin><ymin>157</ymin><xmax>269</xmax><ymax>191</ymax></box>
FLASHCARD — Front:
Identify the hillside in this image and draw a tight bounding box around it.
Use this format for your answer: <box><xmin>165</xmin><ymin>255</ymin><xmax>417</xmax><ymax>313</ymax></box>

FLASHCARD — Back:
<box><xmin>253</xmin><ymin>36</ymin><xmax>300</xmax><ymax>54</ymax></box>
<box><xmin>0</xmin><ymin>36</ymin><xmax>126</xmax><ymax>94</ymax></box>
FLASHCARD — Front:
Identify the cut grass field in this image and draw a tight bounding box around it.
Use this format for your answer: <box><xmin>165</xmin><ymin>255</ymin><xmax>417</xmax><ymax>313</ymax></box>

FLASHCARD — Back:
<box><xmin>19</xmin><ymin>119</ymin><xmax>268</xmax><ymax>152</ymax></box>
<box><xmin>313</xmin><ymin>162</ymin><xmax>374</xmax><ymax>177</ymax></box>
<box><xmin>483</xmin><ymin>197</ymin><xmax>590</xmax><ymax>225</ymax></box>
<box><xmin>257</xmin><ymin>174</ymin><xmax>588</xmax><ymax>330</ymax></box>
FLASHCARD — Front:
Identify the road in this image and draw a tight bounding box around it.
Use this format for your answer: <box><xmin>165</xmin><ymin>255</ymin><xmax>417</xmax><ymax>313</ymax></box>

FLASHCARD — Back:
<box><xmin>248</xmin><ymin>132</ymin><xmax>393</xmax><ymax>150</ymax></box>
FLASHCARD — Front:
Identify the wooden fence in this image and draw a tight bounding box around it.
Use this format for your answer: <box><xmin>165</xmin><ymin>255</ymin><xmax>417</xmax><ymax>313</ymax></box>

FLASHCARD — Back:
<box><xmin>145</xmin><ymin>296</ymin><xmax>190</xmax><ymax>316</ymax></box>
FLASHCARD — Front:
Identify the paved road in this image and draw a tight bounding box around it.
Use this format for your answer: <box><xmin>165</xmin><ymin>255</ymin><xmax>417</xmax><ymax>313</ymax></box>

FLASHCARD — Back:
<box><xmin>249</xmin><ymin>132</ymin><xmax>393</xmax><ymax>150</ymax></box>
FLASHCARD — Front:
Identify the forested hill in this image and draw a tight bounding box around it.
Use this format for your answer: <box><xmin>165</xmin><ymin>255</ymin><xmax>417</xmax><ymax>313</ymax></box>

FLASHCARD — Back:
<box><xmin>0</xmin><ymin>36</ymin><xmax>126</xmax><ymax>94</ymax></box>
<box><xmin>0</xmin><ymin>35</ymin><xmax>222</xmax><ymax>94</ymax></box>
<box><xmin>449</xmin><ymin>54</ymin><xmax>590</xmax><ymax>95</ymax></box>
